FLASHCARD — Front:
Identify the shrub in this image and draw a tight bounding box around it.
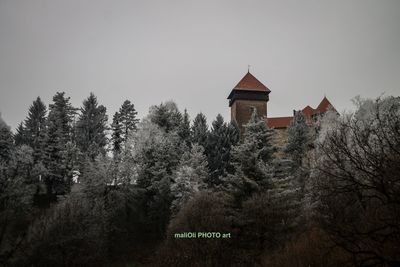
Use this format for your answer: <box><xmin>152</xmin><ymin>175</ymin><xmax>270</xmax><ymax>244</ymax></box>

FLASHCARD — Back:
<box><xmin>154</xmin><ymin>192</ymin><xmax>243</xmax><ymax>267</ymax></box>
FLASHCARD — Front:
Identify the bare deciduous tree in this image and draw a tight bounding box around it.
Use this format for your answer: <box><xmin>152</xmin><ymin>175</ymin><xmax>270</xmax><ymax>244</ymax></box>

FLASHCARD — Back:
<box><xmin>313</xmin><ymin>96</ymin><xmax>400</xmax><ymax>266</ymax></box>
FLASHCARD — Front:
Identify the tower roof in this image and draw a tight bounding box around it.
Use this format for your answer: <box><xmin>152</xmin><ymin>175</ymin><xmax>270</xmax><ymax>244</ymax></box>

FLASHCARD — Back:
<box><xmin>316</xmin><ymin>96</ymin><xmax>336</xmax><ymax>113</ymax></box>
<box><xmin>233</xmin><ymin>71</ymin><xmax>270</xmax><ymax>92</ymax></box>
<box><xmin>228</xmin><ymin>71</ymin><xmax>270</xmax><ymax>100</ymax></box>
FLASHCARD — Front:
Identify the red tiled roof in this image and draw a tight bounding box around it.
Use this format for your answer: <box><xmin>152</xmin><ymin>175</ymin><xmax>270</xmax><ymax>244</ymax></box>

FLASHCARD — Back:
<box><xmin>233</xmin><ymin>72</ymin><xmax>270</xmax><ymax>92</ymax></box>
<box><xmin>316</xmin><ymin>97</ymin><xmax>336</xmax><ymax>113</ymax></box>
<box><xmin>266</xmin><ymin>116</ymin><xmax>293</xmax><ymax>129</ymax></box>
<box><xmin>265</xmin><ymin>97</ymin><xmax>336</xmax><ymax>129</ymax></box>
<box><xmin>302</xmin><ymin>105</ymin><xmax>315</xmax><ymax>119</ymax></box>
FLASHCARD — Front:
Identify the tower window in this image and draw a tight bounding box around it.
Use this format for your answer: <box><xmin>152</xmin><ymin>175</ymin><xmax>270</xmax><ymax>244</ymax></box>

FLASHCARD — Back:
<box><xmin>249</xmin><ymin>106</ymin><xmax>257</xmax><ymax>114</ymax></box>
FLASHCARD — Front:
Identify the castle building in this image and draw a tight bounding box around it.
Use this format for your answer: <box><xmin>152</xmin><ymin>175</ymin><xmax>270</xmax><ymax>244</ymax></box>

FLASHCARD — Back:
<box><xmin>227</xmin><ymin>71</ymin><xmax>336</xmax><ymax>137</ymax></box>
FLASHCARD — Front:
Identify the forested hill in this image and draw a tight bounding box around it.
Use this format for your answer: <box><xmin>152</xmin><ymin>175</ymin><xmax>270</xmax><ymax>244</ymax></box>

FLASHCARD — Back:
<box><xmin>1</xmin><ymin>93</ymin><xmax>399</xmax><ymax>266</ymax></box>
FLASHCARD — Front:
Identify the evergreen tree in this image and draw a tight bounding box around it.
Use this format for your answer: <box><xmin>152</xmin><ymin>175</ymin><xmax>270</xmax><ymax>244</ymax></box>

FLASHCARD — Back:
<box><xmin>132</xmin><ymin>119</ymin><xmax>184</xmax><ymax>236</ymax></box>
<box><xmin>14</xmin><ymin>122</ymin><xmax>28</xmax><ymax>146</ymax></box>
<box><xmin>234</xmin><ymin>111</ymin><xmax>276</xmax><ymax>177</ymax></box>
<box><xmin>75</xmin><ymin>93</ymin><xmax>108</xmax><ymax>160</ymax></box>
<box><xmin>149</xmin><ymin>101</ymin><xmax>182</xmax><ymax>133</ymax></box>
<box><xmin>24</xmin><ymin>97</ymin><xmax>47</xmax><ymax>162</ymax></box>
<box><xmin>119</xmin><ymin>100</ymin><xmax>139</xmax><ymax>142</ymax></box>
<box><xmin>44</xmin><ymin>92</ymin><xmax>76</xmax><ymax>196</ymax></box>
<box><xmin>191</xmin><ymin>112</ymin><xmax>208</xmax><ymax>149</ymax></box>
<box><xmin>111</xmin><ymin>100</ymin><xmax>139</xmax><ymax>157</ymax></box>
<box><xmin>225</xmin><ymin>119</ymin><xmax>241</xmax><ymax>174</ymax></box>
<box><xmin>111</xmin><ymin>112</ymin><xmax>123</xmax><ymax>157</ymax></box>
<box><xmin>205</xmin><ymin>114</ymin><xmax>234</xmax><ymax>186</ymax></box>
<box><xmin>170</xmin><ymin>144</ymin><xmax>208</xmax><ymax>215</ymax></box>
<box><xmin>239</xmin><ymin>159</ymin><xmax>302</xmax><ymax>255</ymax></box>
<box><xmin>228</xmin><ymin>119</ymin><xmax>240</xmax><ymax>145</ymax></box>
<box><xmin>0</xmin><ymin>116</ymin><xmax>14</xmax><ymax>162</ymax></box>
<box><xmin>178</xmin><ymin>109</ymin><xmax>191</xmax><ymax>147</ymax></box>
<box><xmin>268</xmin><ymin>159</ymin><xmax>303</xmax><ymax>238</ymax></box>
<box><xmin>284</xmin><ymin>111</ymin><xmax>310</xmax><ymax>167</ymax></box>
<box><xmin>225</xmin><ymin>110</ymin><xmax>276</xmax><ymax>204</ymax></box>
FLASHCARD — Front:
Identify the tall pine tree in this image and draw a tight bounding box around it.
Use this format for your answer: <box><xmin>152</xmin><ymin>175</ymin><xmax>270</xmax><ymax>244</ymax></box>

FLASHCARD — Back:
<box><xmin>284</xmin><ymin>111</ymin><xmax>310</xmax><ymax>167</ymax></box>
<box><xmin>14</xmin><ymin>122</ymin><xmax>28</xmax><ymax>146</ymax></box>
<box><xmin>170</xmin><ymin>144</ymin><xmax>208</xmax><ymax>215</ymax></box>
<box><xmin>132</xmin><ymin>119</ymin><xmax>184</xmax><ymax>236</ymax></box>
<box><xmin>225</xmin><ymin>110</ymin><xmax>276</xmax><ymax>204</ymax></box>
<box><xmin>225</xmin><ymin>119</ymin><xmax>241</xmax><ymax>174</ymax></box>
<box><xmin>44</xmin><ymin>92</ymin><xmax>76</xmax><ymax>196</ymax></box>
<box><xmin>111</xmin><ymin>100</ymin><xmax>139</xmax><ymax>157</ymax></box>
<box><xmin>178</xmin><ymin>109</ymin><xmax>191</xmax><ymax>147</ymax></box>
<box><xmin>205</xmin><ymin>114</ymin><xmax>235</xmax><ymax>186</ymax></box>
<box><xmin>24</xmin><ymin>97</ymin><xmax>47</xmax><ymax>163</ymax></box>
<box><xmin>191</xmin><ymin>112</ymin><xmax>208</xmax><ymax>149</ymax></box>
<box><xmin>119</xmin><ymin>100</ymin><xmax>139</xmax><ymax>142</ymax></box>
<box><xmin>268</xmin><ymin>159</ymin><xmax>303</xmax><ymax>239</ymax></box>
<box><xmin>228</xmin><ymin>119</ymin><xmax>240</xmax><ymax>145</ymax></box>
<box><xmin>75</xmin><ymin>93</ymin><xmax>108</xmax><ymax>161</ymax></box>
<box><xmin>111</xmin><ymin>112</ymin><xmax>123</xmax><ymax>157</ymax></box>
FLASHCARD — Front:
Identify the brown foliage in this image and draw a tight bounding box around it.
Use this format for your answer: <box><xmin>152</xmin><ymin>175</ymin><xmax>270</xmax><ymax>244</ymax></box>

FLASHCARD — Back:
<box><xmin>262</xmin><ymin>227</ymin><xmax>350</xmax><ymax>267</ymax></box>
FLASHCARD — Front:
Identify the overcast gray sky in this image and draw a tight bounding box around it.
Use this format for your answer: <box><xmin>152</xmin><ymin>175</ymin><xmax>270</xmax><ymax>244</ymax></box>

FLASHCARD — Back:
<box><xmin>0</xmin><ymin>0</ymin><xmax>399</xmax><ymax>130</ymax></box>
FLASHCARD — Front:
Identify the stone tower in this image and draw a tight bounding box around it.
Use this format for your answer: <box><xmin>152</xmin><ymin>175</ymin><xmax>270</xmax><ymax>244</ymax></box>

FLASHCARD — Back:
<box><xmin>227</xmin><ymin>71</ymin><xmax>271</xmax><ymax>132</ymax></box>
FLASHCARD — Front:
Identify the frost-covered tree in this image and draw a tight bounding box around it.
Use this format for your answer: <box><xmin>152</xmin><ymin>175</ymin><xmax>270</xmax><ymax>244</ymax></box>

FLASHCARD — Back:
<box><xmin>191</xmin><ymin>112</ymin><xmax>208</xmax><ymax>149</ymax></box>
<box><xmin>170</xmin><ymin>144</ymin><xmax>208</xmax><ymax>215</ymax></box>
<box><xmin>131</xmin><ymin>118</ymin><xmax>184</xmax><ymax>235</ymax></box>
<box><xmin>268</xmin><ymin>159</ymin><xmax>302</xmax><ymax>237</ymax></box>
<box><xmin>232</xmin><ymin>111</ymin><xmax>275</xmax><ymax>179</ymax></box>
<box><xmin>133</xmin><ymin>121</ymin><xmax>182</xmax><ymax>187</ymax></box>
<box><xmin>284</xmin><ymin>111</ymin><xmax>310</xmax><ymax>167</ymax></box>
<box><xmin>225</xmin><ymin>110</ymin><xmax>276</xmax><ymax>204</ymax></box>
<box><xmin>75</xmin><ymin>93</ymin><xmax>108</xmax><ymax>160</ymax></box>
<box><xmin>228</xmin><ymin>119</ymin><xmax>240</xmax><ymax>145</ymax></box>
<box><xmin>313</xmin><ymin>96</ymin><xmax>400</xmax><ymax>266</ymax></box>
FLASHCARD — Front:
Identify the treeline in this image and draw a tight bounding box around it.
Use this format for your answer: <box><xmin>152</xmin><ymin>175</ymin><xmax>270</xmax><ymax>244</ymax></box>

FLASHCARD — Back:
<box><xmin>0</xmin><ymin>93</ymin><xmax>399</xmax><ymax>266</ymax></box>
